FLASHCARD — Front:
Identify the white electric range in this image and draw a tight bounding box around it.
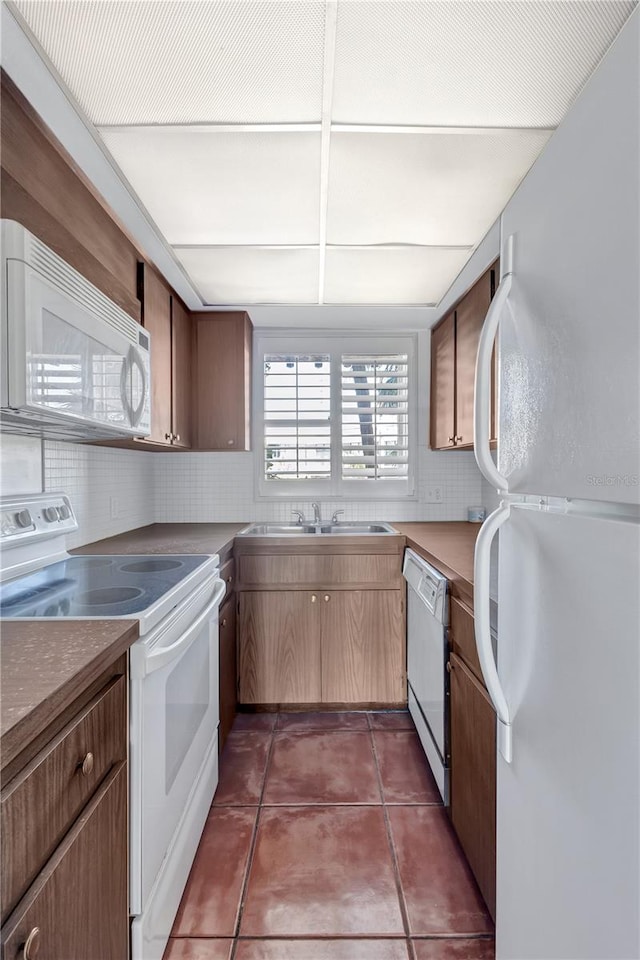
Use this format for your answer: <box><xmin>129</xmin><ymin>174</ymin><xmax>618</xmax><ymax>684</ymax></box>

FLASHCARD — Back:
<box><xmin>0</xmin><ymin>493</ymin><xmax>225</xmax><ymax>960</ymax></box>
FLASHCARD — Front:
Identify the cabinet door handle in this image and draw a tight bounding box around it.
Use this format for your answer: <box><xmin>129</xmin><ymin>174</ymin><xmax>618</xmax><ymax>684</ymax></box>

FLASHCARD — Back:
<box><xmin>80</xmin><ymin>752</ymin><xmax>94</xmax><ymax>776</ymax></box>
<box><xmin>323</xmin><ymin>595</ymin><xmax>330</xmax><ymax>602</ymax></box>
<box><xmin>227</xmin><ymin>439</ymin><xmax>235</xmax><ymax>446</ymax></box>
<box><xmin>21</xmin><ymin>927</ymin><xmax>40</xmax><ymax>960</ymax></box>
<box><xmin>174</xmin><ymin>434</ymin><xmax>181</xmax><ymax>442</ymax></box>
<box><xmin>221</xmin><ymin>618</ymin><xmax>227</xmax><ymax>628</ymax></box>
<box><xmin>227</xmin><ymin>575</ymin><xmax>233</xmax><ymax>583</ymax></box>
<box><xmin>311</xmin><ymin>594</ymin><xmax>317</xmax><ymax>603</ymax></box>
<box><xmin>446</xmin><ymin>661</ymin><xmax>452</xmax><ymax>673</ymax></box>
<box><xmin>455</xmin><ymin>436</ymin><xmax>463</xmax><ymax>443</ymax></box>
<box><xmin>448</xmin><ymin>436</ymin><xmax>455</xmax><ymax>443</ymax></box>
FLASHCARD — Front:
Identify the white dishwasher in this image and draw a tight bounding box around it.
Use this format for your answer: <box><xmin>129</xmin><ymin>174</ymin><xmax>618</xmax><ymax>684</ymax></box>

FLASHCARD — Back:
<box><xmin>403</xmin><ymin>548</ymin><xmax>449</xmax><ymax>805</ymax></box>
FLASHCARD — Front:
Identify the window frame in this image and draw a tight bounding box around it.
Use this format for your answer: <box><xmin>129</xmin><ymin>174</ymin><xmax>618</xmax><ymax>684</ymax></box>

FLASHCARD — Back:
<box><xmin>254</xmin><ymin>331</ymin><xmax>418</xmax><ymax>500</ymax></box>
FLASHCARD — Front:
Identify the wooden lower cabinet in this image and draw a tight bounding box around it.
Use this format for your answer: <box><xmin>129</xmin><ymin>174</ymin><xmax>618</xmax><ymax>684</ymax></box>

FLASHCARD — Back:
<box><xmin>218</xmin><ymin>592</ymin><xmax>237</xmax><ymax>751</ymax></box>
<box><xmin>1</xmin><ymin>763</ymin><xmax>128</xmax><ymax>960</ymax></box>
<box><xmin>321</xmin><ymin>591</ymin><xmax>405</xmax><ymax>702</ymax></box>
<box><xmin>449</xmin><ymin>651</ymin><xmax>496</xmax><ymax>919</ymax></box>
<box><xmin>238</xmin><ymin>591</ymin><xmax>322</xmax><ymax>703</ymax></box>
<box><xmin>238</xmin><ymin>589</ymin><xmax>405</xmax><ymax>706</ymax></box>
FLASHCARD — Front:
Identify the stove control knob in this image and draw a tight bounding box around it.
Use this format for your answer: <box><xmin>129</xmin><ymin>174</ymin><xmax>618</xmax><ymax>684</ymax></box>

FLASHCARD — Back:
<box><xmin>43</xmin><ymin>507</ymin><xmax>59</xmax><ymax>522</ymax></box>
<box><xmin>58</xmin><ymin>504</ymin><xmax>71</xmax><ymax>520</ymax></box>
<box><xmin>16</xmin><ymin>509</ymin><xmax>33</xmax><ymax>528</ymax></box>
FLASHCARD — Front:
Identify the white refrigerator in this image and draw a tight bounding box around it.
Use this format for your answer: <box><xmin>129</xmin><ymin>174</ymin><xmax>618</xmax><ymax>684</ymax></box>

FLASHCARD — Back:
<box><xmin>472</xmin><ymin>11</ymin><xmax>640</xmax><ymax>960</ymax></box>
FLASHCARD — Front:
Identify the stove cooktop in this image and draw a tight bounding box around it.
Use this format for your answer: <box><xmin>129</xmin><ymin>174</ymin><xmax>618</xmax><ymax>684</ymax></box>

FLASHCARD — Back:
<box><xmin>0</xmin><ymin>554</ymin><xmax>209</xmax><ymax>619</ymax></box>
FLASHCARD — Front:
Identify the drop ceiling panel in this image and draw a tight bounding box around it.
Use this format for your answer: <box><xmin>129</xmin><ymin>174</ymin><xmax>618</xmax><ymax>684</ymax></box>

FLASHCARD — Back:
<box><xmin>327</xmin><ymin>130</ymin><xmax>551</xmax><ymax>246</ymax></box>
<box><xmin>323</xmin><ymin>247</ymin><xmax>472</xmax><ymax>305</ymax></box>
<box><xmin>174</xmin><ymin>247</ymin><xmax>319</xmax><ymax>304</ymax></box>
<box><xmin>14</xmin><ymin>0</ymin><xmax>326</xmax><ymax>124</ymax></box>
<box><xmin>99</xmin><ymin>129</ymin><xmax>321</xmax><ymax>245</ymax></box>
<box><xmin>333</xmin><ymin>0</ymin><xmax>635</xmax><ymax>126</ymax></box>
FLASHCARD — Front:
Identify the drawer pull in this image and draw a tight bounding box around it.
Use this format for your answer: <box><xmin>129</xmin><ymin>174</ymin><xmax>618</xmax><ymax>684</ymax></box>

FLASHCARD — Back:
<box><xmin>227</xmin><ymin>575</ymin><xmax>233</xmax><ymax>583</ymax></box>
<box><xmin>324</xmin><ymin>594</ymin><xmax>330</xmax><ymax>602</ymax></box>
<box><xmin>21</xmin><ymin>927</ymin><xmax>40</xmax><ymax>960</ymax></box>
<box><xmin>311</xmin><ymin>594</ymin><xmax>317</xmax><ymax>603</ymax></box>
<box><xmin>80</xmin><ymin>752</ymin><xmax>94</xmax><ymax>776</ymax></box>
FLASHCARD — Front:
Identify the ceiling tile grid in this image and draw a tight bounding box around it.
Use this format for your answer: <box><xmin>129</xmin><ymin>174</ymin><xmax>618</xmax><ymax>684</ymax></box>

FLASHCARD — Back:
<box><xmin>13</xmin><ymin>0</ymin><xmax>637</xmax><ymax>306</ymax></box>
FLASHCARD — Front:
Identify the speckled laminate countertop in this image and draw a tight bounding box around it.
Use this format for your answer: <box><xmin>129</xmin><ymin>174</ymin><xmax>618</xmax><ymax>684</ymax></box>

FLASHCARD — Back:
<box><xmin>1</xmin><ymin>618</ymin><xmax>138</xmax><ymax>771</ymax></box>
<box><xmin>72</xmin><ymin>522</ymin><xmax>247</xmax><ymax>562</ymax></box>
<box><xmin>390</xmin><ymin>521</ymin><xmax>480</xmax><ymax>605</ymax></box>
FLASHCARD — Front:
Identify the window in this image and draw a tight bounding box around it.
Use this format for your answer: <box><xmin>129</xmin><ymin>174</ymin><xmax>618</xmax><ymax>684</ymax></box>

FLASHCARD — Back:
<box><xmin>256</xmin><ymin>335</ymin><xmax>416</xmax><ymax>499</ymax></box>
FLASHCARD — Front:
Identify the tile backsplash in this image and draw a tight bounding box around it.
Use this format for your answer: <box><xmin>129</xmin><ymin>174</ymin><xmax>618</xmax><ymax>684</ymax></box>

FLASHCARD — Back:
<box><xmin>2</xmin><ymin>437</ymin><xmax>488</xmax><ymax>547</ymax></box>
<box><xmin>43</xmin><ymin>441</ymin><xmax>155</xmax><ymax>549</ymax></box>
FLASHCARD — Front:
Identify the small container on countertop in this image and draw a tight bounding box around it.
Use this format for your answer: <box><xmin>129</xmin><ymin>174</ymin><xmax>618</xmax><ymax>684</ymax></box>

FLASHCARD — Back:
<box><xmin>467</xmin><ymin>506</ymin><xmax>487</xmax><ymax>523</ymax></box>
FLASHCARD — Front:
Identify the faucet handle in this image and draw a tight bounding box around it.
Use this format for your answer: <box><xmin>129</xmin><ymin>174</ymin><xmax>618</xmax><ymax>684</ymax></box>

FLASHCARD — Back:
<box><xmin>291</xmin><ymin>510</ymin><xmax>305</xmax><ymax>524</ymax></box>
<box><xmin>331</xmin><ymin>510</ymin><xmax>344</xmax><ymax>524</ymax></box>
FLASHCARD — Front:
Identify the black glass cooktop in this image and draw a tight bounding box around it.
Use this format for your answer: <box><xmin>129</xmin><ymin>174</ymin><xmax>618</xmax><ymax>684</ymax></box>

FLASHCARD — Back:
<box><xmin>0</xmin><ymin>555</ymin><xmax>208</xmax><ymax>618</ymax></box>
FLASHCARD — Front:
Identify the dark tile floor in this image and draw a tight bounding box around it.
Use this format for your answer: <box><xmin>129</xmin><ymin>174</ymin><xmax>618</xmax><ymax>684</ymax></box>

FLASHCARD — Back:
<box><xmin>164</xmin><ymin>711</ymin><xmax>494</xmax><ymax>960</ymax></box>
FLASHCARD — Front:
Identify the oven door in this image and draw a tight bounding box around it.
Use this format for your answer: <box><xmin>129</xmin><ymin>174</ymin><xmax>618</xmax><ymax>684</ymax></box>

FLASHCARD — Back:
<box><xmin>129</xmin><ymin>576</ymin><xmax>225</xmax><ymax>914</ymax></box>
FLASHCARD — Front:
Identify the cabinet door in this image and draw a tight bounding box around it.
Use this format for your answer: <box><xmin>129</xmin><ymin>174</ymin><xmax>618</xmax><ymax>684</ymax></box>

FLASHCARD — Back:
<box><xmin>193</xmin><ymin>312</ymin><xmax>252</xmax><ymax>451</ymax></box>
<box><xmin>430</xmin><ymin>312</ymin><xmax>456</xmax><ymax>449</ymax></box>
<box><xmin>218</xmin><ymin>594</ymin><xmax>237</xmax><ymax>752</ymax></box>
<box><xmin>321</xmin><ymin>591</ymin><xmax>406</xmax><ymax>704</ymax></box>
<box><xmin>170</xmin><ymin>297</ymin><xmax>192</xmax><ymax>449</ymax></box>
<box><xmin>455</xmin><ymin>267</ymin><xmax>492</xmax><ymax>448</ymax></box>
<box><xmin>140</xmin><ymin>264</ymin><xmax>172</xmax><ymax>444</ymax></box>
<box><xmin>238</xmin><ymin>592</ymin><xmax>321</xmax><ymax>703</ymax></box>
<box><xmin>1</xmin><ymin>763</ymin><xmax>128</xmax><ymax>960</ymax></box>
<box><xmin>449</xmin><ymin>651</ymin><xmax>496</xmax><ymax>919</ymax></box>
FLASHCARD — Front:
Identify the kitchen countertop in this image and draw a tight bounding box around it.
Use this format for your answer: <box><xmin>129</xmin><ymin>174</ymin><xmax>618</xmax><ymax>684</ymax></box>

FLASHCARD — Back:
<box><xmin>1</xmin><ymin>618</ymin><xmax>138</xmax><ymax>772</ymax></box>
<box><xmin>72</xmin><ymin>522</ymin><xmax>247</xmax><ymax>561</ymax></box>
<box><xmin>390</xmin><ymin>521</ymin><xmax>480</xmax><ymax>606</ymax></box>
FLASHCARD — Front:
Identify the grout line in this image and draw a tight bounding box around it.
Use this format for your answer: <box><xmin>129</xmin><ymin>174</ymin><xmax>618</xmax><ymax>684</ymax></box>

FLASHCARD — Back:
<box><xmin>370</xmin><ymin>725</ymin><xmax>415</xmax><ymax>947</ymax></box>
<box><xmin>229</xmin><ymin>714</ymin><xmax>279</xmax><ymax>958</ymax></box>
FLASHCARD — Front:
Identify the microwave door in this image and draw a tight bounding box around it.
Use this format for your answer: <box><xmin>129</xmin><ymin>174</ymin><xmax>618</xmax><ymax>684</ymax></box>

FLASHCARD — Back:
<box><xmin>12</xmin><ymin>262</ymin><xmax>143</xmax><ymax>434</ymax></box>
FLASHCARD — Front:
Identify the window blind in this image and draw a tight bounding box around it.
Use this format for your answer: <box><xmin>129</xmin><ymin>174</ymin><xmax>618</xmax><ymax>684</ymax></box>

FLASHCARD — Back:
<box><xmin>341</xmin><ymin>354</ymin><xmax>409</xmax><ymax>479</ymax></box>
<box><xmin>263</xmin><ymin>354</ymin><xmax>331</xmax><ymax>481</ymax></box>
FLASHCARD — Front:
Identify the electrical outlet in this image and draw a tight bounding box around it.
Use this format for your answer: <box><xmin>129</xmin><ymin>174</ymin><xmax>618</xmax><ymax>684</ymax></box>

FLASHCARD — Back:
<box><xmin>426</xmin><ymin>486</ymin><xmax>443</xmax><ymax>503</ymax></box>
<box><xmin>110</xmin><ymin>496</ymin><xmax>119</xmax><ymax>519</ymax></box>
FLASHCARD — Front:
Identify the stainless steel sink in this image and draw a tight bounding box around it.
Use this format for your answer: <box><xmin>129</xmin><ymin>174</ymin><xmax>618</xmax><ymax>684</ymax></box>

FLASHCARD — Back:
<box><xmin>238</xmin><ymin>521</ymin><xmax>397</xmax><ymax>536</ymax></box>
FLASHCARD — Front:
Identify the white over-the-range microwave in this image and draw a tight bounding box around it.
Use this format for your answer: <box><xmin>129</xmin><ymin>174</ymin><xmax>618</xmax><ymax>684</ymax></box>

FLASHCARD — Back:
<box><xmin>1</xmin><ymin>219</ymin><xmax>151</xmax><ymax>441</ymax></box>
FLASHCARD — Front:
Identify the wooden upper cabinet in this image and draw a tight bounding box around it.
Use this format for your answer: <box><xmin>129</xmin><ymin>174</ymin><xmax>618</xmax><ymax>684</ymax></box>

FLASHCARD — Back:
<box><xmin>193</xmin><ymin>312</ymin><xmax>253</xmax><ymax>451</ymax></box>
<box><xmin>135</xmin><ymin>264</ymin><xmax>193</xmax><ymax>449</ymax></box>
<box><xmin>455</xmin><ymin>267</ymin><xmax>493</xmax><ymax>448</ymax></box>
<box><xmin>430</xmin><ymin>261</ymin><xmax>499</xmax><ymax>451</ymax></box>
<box><xmin>170</xmin><ymin>297</ymin><xmax>192</xmax><ymax>449</ymax></box>
<box><xmin>139</xmin><ymin>264</ymin><xmax>173</xmax><ymax>445</ymax></box>
<box><xmin>430</xmin><ymin>312</ymin><xmax>456</xmax><ymax>449</ymax></box>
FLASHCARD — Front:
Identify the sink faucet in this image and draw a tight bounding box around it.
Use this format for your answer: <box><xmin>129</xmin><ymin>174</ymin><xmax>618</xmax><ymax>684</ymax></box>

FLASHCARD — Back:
<box><xmin>311</xmin><ymin>502</ymin><xmax>322</xmax><ymax>524</ymax></box>
<box><xmin>291</xmin><ymin>510</ymin><xmax>305</xmax><ymax>525</ymax></box>
<box><xmin>331</xmin><ymin>510</ymin><xmax>344</xmax><ymax>524</ymax></box>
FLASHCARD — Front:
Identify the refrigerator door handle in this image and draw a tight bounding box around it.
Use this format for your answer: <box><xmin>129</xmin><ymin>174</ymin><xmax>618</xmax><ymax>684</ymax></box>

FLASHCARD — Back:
<box><xmin>473</xmin><ymin>236</ymin><xmax>513</xmax><ymax>492</ymax></box>
<box><xmin>474</xmin><ymin>502</ymin><xmax>513</xmax><ymax>762</ymax></box>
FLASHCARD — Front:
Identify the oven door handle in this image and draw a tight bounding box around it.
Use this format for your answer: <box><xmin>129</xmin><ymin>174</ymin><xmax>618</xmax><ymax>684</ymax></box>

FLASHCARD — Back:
<box><xmin>144</xmin><ymin>578</ymin><xmax>226</xmax><ymax>675</ymax></box>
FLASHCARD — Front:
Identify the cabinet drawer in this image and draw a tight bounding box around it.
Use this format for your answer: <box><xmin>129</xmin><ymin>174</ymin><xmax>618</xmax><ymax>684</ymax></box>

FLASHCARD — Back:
<box><xmin>238</xmin><ymin>554</ymin><xmax>402</xmax><ymax>589</ymax></box>
<box><xmin>1</xmin><ymin>676</ymin><xmax>126</xmax><ymax>922</ymax></box>
<box><xmin>449</xmin><ymin>597</ymin><xmax>483</xmax><ymax>685</ymax></box>
<box><xmin>1</xmin><ymin>763</ymin><xmax>128</xmax><ymax>960</ymax></box>
<box><xmin>220</xmin><ymin>557</ymin><xmax>236</xmax><ymax>601</ymax></box>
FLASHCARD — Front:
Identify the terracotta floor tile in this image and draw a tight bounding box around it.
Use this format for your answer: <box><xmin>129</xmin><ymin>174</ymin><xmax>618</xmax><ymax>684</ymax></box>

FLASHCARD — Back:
<box><xmin>369</xmin><ymin>710</ymin><xmax>415</xmax><ymax>731</ymax></box>
<box><xmin>276</xmin><ymin>711</ymin><xmax>369</xmax><ymax>731</ymax></box>
<box><xmin>412</xmin><ymin>938</ymin><xmax>495</xmax><ymax>960</ymax></box>
<box><xmin>263</xmin><ymin>731</ymin><xmax>380</xmax><ymax>804</ymax></box>
<box><xmin>163</xmin><ymin>939</ymin><xmax>233</xmax><ymax>960</ymax></box>
<box><xmin>240</xmin><ymin>806</ymin><xmax>404</xmax><ymax>936</ymax></box>
<box><xmin>235</xmin><ymin>940</ymin><xmax>411</xmax><ymax>960</ymax></box>
<box><xmin>213</xmin><ymin>731</ymin><xmax>271</xmax><ymax>805</ymax></box>
<box><xmin>389</xmin><ymin>807</ymin><xmax>493</xmax><ymax>936</ymax></box>
<box><xmin>233</xmin><ymin>713</ymin><xmax>278</xmax><ymax>732</ymax></box>
<box><xmin>374</xmin><ymin>731</ymin><xmax>441</xmax><ymax>804</ymax></box>
<box><xmin>171</xmin><ymin>808</ymin><xmax>257</xmax><ymax>937</ymax></box>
